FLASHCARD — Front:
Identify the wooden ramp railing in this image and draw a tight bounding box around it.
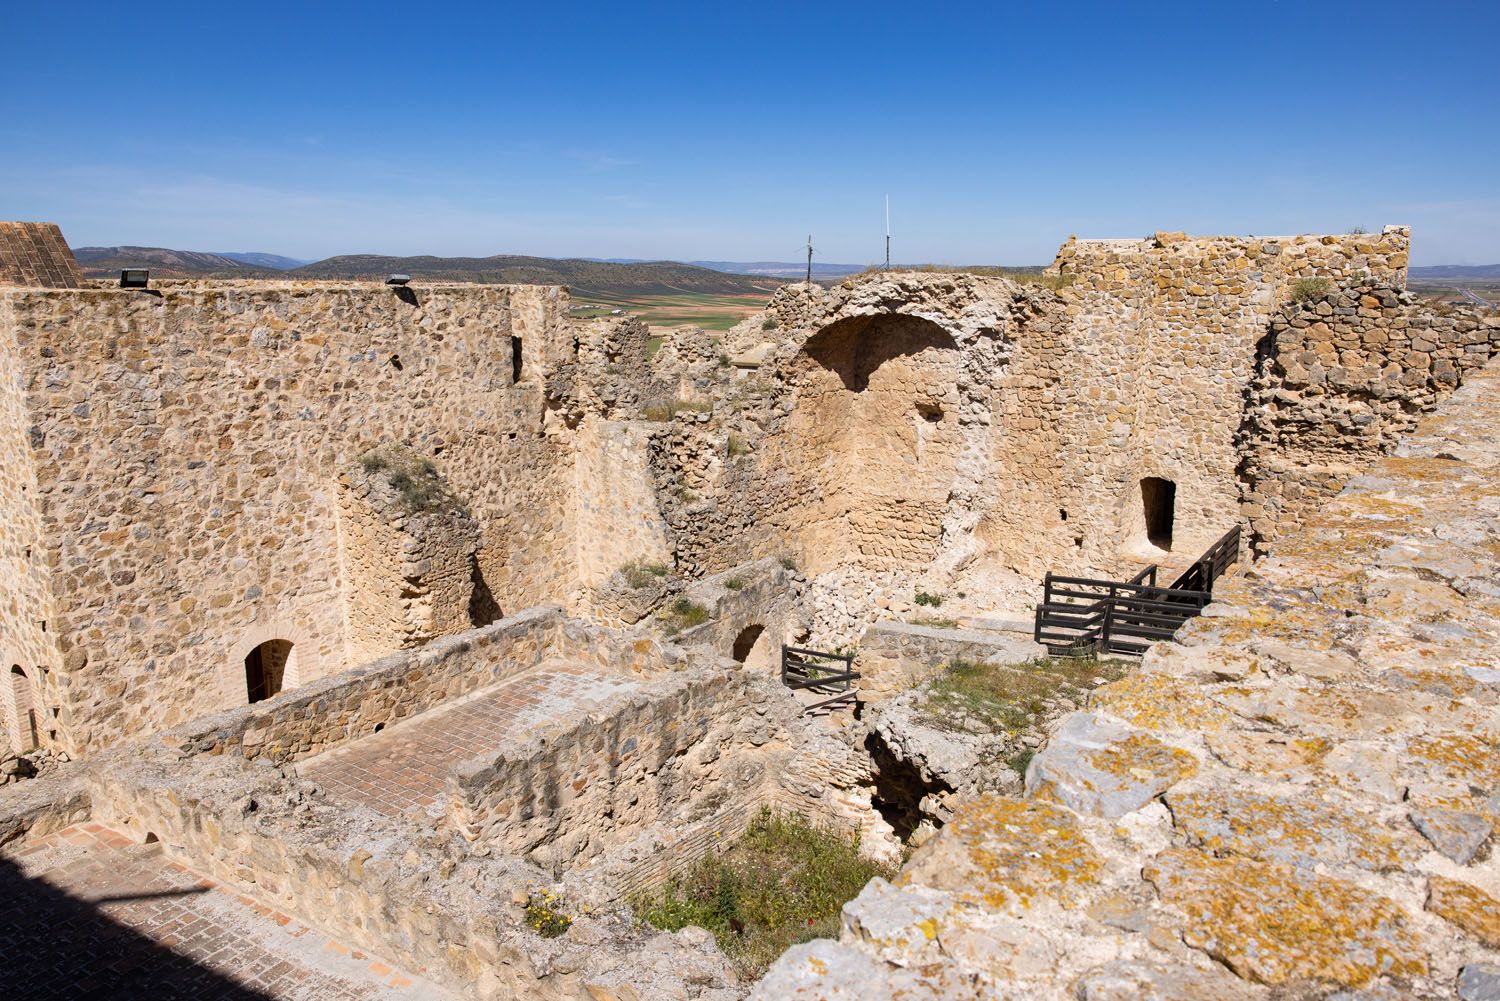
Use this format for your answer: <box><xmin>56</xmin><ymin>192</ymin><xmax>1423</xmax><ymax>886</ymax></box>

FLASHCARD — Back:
<box><xmin>781</xmin><ymin>646</ymin><xmax>859</xmax><ymax>715</ymax></box>
<box><xmin>1033</xmin><ymin>526</ymin><xmax>1241</xmax><ymax>657</ymax></box>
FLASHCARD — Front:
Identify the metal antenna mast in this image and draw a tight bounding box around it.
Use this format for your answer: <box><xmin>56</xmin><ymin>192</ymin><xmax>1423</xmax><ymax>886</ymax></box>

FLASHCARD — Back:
<box><xmin>885</xmin><ymin>195</ymin><xmax>891</xmax><ymax>270</ymax></box>
<box><xmin>806</xmin><ymin>235</ymin><xmax>813</xmax><ymax>285</ymax></box>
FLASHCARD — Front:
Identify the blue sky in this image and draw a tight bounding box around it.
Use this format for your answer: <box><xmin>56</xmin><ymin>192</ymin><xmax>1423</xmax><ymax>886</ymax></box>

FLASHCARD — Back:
<box><xmin>3</xmin><ymin>1</ymin><xmax>1496</xmax><ymax>265</ymax></box>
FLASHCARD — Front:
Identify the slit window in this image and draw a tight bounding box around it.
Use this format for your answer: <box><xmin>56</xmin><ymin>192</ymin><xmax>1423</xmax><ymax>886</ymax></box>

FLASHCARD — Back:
<box><xmin>510</xmin><ymin>336</ymin><xmax>523</xmax><ymax>384</ymax></box>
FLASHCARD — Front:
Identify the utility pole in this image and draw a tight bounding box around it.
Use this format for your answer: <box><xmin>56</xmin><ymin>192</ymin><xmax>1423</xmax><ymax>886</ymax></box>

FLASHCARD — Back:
<box><xmin>885</xmin><ymin>195</ymin><xmax>891</xmax><ymax>270</ymax></box>
<box><xmin>806</xmin><ymin>235</ymin><xmax>813</xmax><ymax>286</ymax></box>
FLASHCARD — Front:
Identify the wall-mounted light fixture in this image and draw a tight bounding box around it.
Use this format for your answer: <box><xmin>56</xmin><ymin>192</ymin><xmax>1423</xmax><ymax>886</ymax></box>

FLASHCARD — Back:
<box><xmin>119</xmin><ymin>269</ymin><xmax>150</xmax><ymax>289</ymax></box>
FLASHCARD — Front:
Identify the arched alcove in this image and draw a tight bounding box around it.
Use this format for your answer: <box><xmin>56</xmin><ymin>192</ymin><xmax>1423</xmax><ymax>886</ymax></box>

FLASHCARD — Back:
<box><xmin>788</xmin><ymin>313</ymin><xmax>965</xmax><ymax>574</ymax></box>
<box><xmin>244</xmin><ymin>640</ymin><xmax>294</xmax><ymax>704</ymax></box>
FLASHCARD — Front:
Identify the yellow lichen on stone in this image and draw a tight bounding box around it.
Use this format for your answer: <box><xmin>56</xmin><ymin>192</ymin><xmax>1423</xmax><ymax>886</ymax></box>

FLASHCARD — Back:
<box><xmin>1143</xmin><ymin>848</ymin><xmax>1426</xmax><ymax>987</ymax></box>
<box><xmin>1167</xmin><ymin>788</ymin><xmax>1422</xmax><ymax>872</ymax></box>
<box><xmin>899</xmin><ymin>795</ymin><xmax>1103</xmax><ymax>912</ymax></box>
<box><xmin>1408</xmin><ymin>734</ymin><xmax>1500</xmax><ymax>788</ymax></box>
<box><xmin>1089</xmin><ymin>673</ymin><xmax>1234</xmax><ymax>733</ymax></box>
<box><xmin>1427</xmin><ymin>876</ymin><xmax>1500</xmax><ymax>948</ymax></box>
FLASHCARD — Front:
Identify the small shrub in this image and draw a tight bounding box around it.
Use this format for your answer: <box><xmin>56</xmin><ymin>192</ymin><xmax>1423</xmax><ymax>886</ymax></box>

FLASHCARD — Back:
<box><xmin>524</xmin><ymin>890</ymin><xmax>572</xmax><ymax>939</ymax></box>
<box><xmin>358</xmin><ymin>452</ymin><xmax>387</xmax><ymax>472</ymax></box>
<box><xmin>778</xmin><ymin>556</ymin><xmax>797</xmax><ymax>571</ymax></box>
<box><xmin>622</xmin><ymin>561</ymin><xmax>670</xmax><ymax>589</ymax></box>
<box><xmin>761</xmin><ymin>316</ymin><xmax>778</xmax><ymax>331</ymax></box>
<box><xmin>914</xmin><ymin>591</ymin><xmax>943</xmax><ymax>608</ymax></box>
<box><xmin>726</xmin><ymin>433</ymin><xmax>747</xmax><ymax>457</ymax></box>
<box><xmin>1350</xmin><ymin>225</ymin><xmax>1368</xmax><ymax>235</ymax></box>
<box><xmin>632</xmin><ymin>809</ymin><xmax>895</xmax><ymax>979</ymax></box>
<box><xmin>718</xmin><ymin>352</ymin><xmax>732</xmax><ymax>368</ymax></box>
<box><xmin>724</xmin><ymin>576</ymin><xmax>745</xmax><ymax>591</ymax></box>
<box><xmin>910</xmin><ymin>616</ymin><xmax>958</xmax><ymax>629</ymax></box>
<box><xmin>662</xmin><ymin>598</ymin><xmax>711</xmax><ymax>634</ymax></box>
<box><xmin>1290</xmin><ymin>277</ymin><xmax>1331</xmax><ymax>303</ymax></box>
<box><xmin>360</xmin><ymin>446</ymin><xmax>452</xmax><ymax>513</ymax></box>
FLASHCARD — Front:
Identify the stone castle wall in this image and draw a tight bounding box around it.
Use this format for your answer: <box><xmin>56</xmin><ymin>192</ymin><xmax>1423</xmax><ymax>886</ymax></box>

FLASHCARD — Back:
<box><xmin>0</xmin><ymin>295</ymin><xmax>57</xmax><ymax>753</ymax></box>
<box><xmin>0</xmin><ymin>281</ymin><xmax>577</xmax><ymax>753</ymax></box>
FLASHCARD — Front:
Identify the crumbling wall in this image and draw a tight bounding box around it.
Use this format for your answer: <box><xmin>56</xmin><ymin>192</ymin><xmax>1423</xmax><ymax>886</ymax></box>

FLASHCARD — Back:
<box><xmin>754</xmin><ymin>351</ymin><xmax>1500</xmax><ymax>1001</ymax></box>
<box><xmin>1240</xmin><ymin>283</ymin><xmax>1500</xmax><ymax>553</ymax></box>
<box><xmin>1</xmin><ymin>281</ymin><xmax>576</xmax><ymax>753</ymax></box>
<box><xmin>449</xmin><ymin>668</ymin><xmax>776</xmax><ymax>871</ymax></box>
<box><xmin>337</xmin><ymin>452</ymin><xmax>482</xmax><ymax>661</ymax></box>
<box><xmin>572</xmin><ymin>420</ymin><xmax>672</xmax><ymax>590</ymax></box>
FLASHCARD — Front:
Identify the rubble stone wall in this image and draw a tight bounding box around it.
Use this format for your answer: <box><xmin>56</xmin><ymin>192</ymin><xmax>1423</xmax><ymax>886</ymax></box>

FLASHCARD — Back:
<box><xmin>0</xmin><ymin>281</ymin><xmax>576</xmax><ymax>754</ymax></box>
<box><xmin>1241</xmin><ymin>284</ymin><xmax>1500</xmax><ymax>554</ymax></box>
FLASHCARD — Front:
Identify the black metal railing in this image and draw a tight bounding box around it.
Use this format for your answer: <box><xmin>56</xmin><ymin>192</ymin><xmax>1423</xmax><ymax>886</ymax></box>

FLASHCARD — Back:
<box><xmin>1033</xmin><ymin>526</ymin><xmax>1241</xmax><ymax>656</ymax></box>
<box><xmin>781</xmin><ymin>646</ymin><xmax>860</xmax><ymax>714</ymax></box>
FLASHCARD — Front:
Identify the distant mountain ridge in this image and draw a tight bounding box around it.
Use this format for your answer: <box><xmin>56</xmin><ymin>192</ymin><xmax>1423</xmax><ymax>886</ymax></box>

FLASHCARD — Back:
<box><xmin>73</xmin><ymin>246</ymin><xmax>259</xmax><ymax>277</ymax></box>
<box><xmin>215</xmin><ymin>251</ymin><xmax>311</xmax><ymax>270</ymax></box>
<box><xmin>68</xmin><ymin>246</ymin><xmax>786</xmax><ymax>296</ymax></box>
<box><xmin>291</xmin><ymin>254</ymin><xmax>781</xmax><ymax>296</ymax></box>
<box><xmin>1410</xmin><ymin>264</ymin><xmax>1500</xmax><ymax>280</ymax></box>
<box><xmin>692</xmin><ymin>260</ymin><xmax>867</xmax><ymax>279</ymax></box>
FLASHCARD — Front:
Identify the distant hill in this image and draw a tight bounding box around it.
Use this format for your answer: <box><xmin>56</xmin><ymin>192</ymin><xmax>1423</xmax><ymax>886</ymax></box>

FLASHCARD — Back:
<box><xmin>289</xmin><ymin>254</ymin><xmax>783</xmax><ymax>296</ymax></box>
<box><xmin>67</xmin><ymin>245</ymin><xmax>788</xmax><ymax>296</ymax></box>
<box><xmin>1410</xmin><ymin>264</ymin><xmax>1500</xmax><ymax>281</ymax></box>
<box><xmin>693</xmin><ymin>260</ymin><xmax>867</xmax><ymax>279</ymax></box>
<box><xmin>73</xmin><ymin>246</ymin><xmax>263</xmax><ymax>278</ymax></box>
<box><xmin>215</xmin><ymin>251</ymin><xmax>311</xmax><ymax>270</ymax></box>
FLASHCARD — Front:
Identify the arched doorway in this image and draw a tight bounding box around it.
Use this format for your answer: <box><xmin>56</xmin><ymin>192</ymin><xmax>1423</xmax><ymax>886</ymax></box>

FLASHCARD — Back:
<box><xmin>244</xmin><ymin>640</ymin><xmax>293</xmax><ymax>704</ymax></box>
<box><xmin>732</xmin><ymin>624</ymin><xmax>765</xmax><ymax>663</ymax></box>
<box><xmin>8</xmin><ymin>666</ymin><xmax>38</xmax><ymax>752</ymax></box>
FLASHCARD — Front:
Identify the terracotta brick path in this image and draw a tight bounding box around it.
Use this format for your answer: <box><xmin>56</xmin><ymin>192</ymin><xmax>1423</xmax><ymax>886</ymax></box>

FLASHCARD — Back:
<box><xmin>0</xmin><ymin>824</ymin><xmax>452</xmax><ymax>1000</ymax></box>
<box><xmin>298</xmin><ymin>664</ymin><xmax>641</xmax><ymax>819</ymax></box>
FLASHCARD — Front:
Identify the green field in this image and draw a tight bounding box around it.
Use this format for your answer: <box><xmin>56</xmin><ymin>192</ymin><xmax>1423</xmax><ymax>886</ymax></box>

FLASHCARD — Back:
<box><xmin>568</xmin><ymin>289</ymin><xmax>776</xmax><ymax>331</ymax></box>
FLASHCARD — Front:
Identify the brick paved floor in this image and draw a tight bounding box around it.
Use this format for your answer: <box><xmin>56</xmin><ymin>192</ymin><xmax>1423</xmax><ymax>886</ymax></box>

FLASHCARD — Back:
<box><xmin>298</xmin><ymin>663</ymin><xmax>642</xmax><ymax>819</ymax></box>
<box><xmin>0</xmin><ymin>824</ymin><xmax>453</xmax><ymax>1000</ymax></box>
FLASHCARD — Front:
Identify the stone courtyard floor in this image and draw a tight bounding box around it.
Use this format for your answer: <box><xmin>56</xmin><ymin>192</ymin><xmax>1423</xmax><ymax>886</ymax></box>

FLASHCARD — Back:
<box><xmin>0</xmin><ymin>824</ymin><xmax>452</xmax><ymax>1001</ymax></box>
<box><xmin>298</xmin><ymin>663</ymin><xmax>643</xmax><ymax>819</ymax></box>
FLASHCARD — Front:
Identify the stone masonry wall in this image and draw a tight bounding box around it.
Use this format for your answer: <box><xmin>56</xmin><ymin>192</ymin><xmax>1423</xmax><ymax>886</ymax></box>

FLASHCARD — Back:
<box><xmin>1</xmin><ymin>281</ymin><xmax>576</xmax><ymax>754</ymax></box>
<box><xmin>1240</xmin><ymin>283</ymin><xmax>1500</xmax><ymax>554</ymax></box>
<box><xmin>450</xmin><ymin>667</ymin><xmax>777</xmax><ymax>872</ymax></box>
<box><xmin>0</xmin><ymin>295</ymin><xmax>59</xmax><ymax>753</ymax></box>
<box><xmin>755</xmin><ymin>354</ymin><xmax>1500</xmax><ymax>1000</ymax></box>
<box><xmin>164</xmin><ymin>606</ymin><xmax>567</xmax><ymax>763</ymax></box>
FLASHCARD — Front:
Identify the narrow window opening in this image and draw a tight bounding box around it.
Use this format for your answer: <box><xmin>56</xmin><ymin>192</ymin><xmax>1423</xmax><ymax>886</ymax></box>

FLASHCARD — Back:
<box><xmin>1141</xmin><ymin>477</ymin><xmax>1177</xmax><ymax>551</ymax></box>
<box><xmin>244</xmin><ymin>639</ymin><xmax>293</xmax><ymax>704</ymax></box>
<box><xmin>915</xmin><ymin>401</ymin><xmax>942</xmax><ymax>423</ymax></box>
<box><xmin>510</xmin><ymin>336</ymin><xmax>523</xmax><ymax>383</ymax></box>
<box><xmin>1059</xmin><ymin>508</ymin><xmax>1069</xmax><ymax>522</ymax></box>
<box><xmin>388</xmin><ymin>354</ymin><xmax>403</xmax><ymax>371</ymax></box>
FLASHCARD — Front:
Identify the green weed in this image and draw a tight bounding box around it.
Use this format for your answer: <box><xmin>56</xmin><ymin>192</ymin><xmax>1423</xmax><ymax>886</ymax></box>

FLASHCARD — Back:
<box><xmin>632</xmin><ymin>810</ymin><xmax>895</xmax><ymax>979</ymax></box>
